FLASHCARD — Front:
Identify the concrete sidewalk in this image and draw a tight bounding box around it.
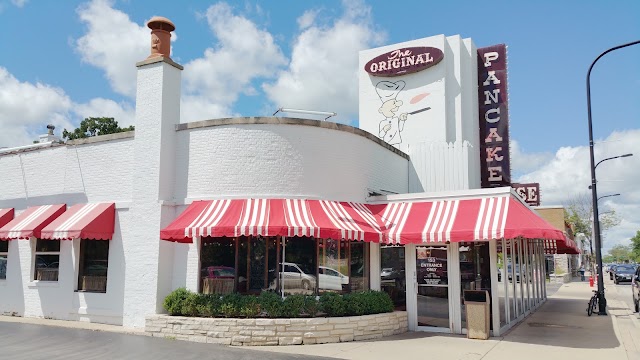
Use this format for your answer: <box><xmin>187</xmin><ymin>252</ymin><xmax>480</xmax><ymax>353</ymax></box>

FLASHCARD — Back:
<box><xmin>250</xmin><ymin>280</ymin><xmax>640</xmax><ymax>360</ymax></box>
<box><xmin>1</xmin><ymin>279</ymin><xmax>638</xmax><ymax>359</ymax></box>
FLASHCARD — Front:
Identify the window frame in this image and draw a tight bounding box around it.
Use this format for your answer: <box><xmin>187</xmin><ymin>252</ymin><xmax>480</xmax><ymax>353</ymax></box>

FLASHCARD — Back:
<box><xmin>33</xmin><ymin>238</ymin><xmax>61</xmax><ymax>282</ymax></box>
<box><xmin>77</xmin><ymin>239</ymin><xmax>110</xmax><ymax>293</ymax></box>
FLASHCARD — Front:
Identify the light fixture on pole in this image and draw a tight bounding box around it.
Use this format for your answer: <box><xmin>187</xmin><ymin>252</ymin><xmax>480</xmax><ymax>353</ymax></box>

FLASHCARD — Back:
<box><xmin>587</xmin><ymin>39</ymin><xmax>639</xmax><ymax>316</ymax></box>
<box><xmin>273</xmin><ymin>107</ymin><xmax>337</xmax><ymax>120</ymax></box>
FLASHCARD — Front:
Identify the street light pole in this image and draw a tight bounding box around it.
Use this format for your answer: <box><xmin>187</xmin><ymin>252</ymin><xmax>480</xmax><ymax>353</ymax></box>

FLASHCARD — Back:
<box><xmin>587</xmin><ymin>39</ymin><xmax>640</xmax><ymax>316</ymax></box>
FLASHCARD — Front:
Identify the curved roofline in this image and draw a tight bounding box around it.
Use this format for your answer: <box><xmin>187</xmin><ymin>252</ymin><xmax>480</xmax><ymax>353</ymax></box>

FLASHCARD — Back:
<box><xmin>175</xmin><ymin>117</ymin><xmax>409</xmax><ymax>159</ymax></box>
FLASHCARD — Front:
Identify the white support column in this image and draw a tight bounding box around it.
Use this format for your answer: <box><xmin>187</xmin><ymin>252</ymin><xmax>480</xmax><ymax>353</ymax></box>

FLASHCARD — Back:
<box><xmin>369</xmin><ymin>242</ymin><xmax>381</xmax><ymax>291</ymax></box>
<box><xmin>489</xmin><ymin>240</ymin><xmax>500</xmax><ymax>336</ymax></box>
<box><xmin>405</xmin><ymin>244</ymin><xmax>417</xmax><ymax>331</ymax></box>
<box><xmin>123</xmin><ymin>55</ymin><xmax>183</xmax><ymax>328</ymax></box>
<box><xmin>448</xmin><ymin>242</ymin><xmax>462</xmax><ymax>334</ymax></box>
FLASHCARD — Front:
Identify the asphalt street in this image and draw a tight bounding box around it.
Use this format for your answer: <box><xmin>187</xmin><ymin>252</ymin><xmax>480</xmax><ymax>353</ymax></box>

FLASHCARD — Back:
<box><xmin>0</xmin><ymin>322</ymin><xmax>335</xmax><ymax>360</ymax></box>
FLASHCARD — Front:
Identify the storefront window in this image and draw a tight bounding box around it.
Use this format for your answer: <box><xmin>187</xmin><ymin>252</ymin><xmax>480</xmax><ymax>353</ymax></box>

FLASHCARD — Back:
<box><xmin>201</xmin><ymin>236</ymin><xmax>370</xmax><ymax>296</ymax></box>
<box><xmin>318</xmin><ymin>239</ymin><xmax>349</xmax><ymax>294</ymax></box>
<box><xmin>350</xmin><ymin>242</ymin><xmax>370</xmax><ymax>292</ymax></box>
<box><xmin>498</xmin><ymin>238</ymin><xmax>507</xmax><ymax>328</ymax></box>
<box><xmin>0</xmin><ymin>240</ymin><xmax>8</xmax><ymax>280</ymax></box>
<box><xmin>460</xmin><ymin>242</ymin><xmax>491</xmax><ymax>329</ymax></box>
<box><xmin>281</xmin><ymin>236</ymin><xmax>317</xmax><ymax>296</ymax></box>
<box><xmin>35</xmin><ymin>239</ymin><xmax>60</xmax><ymax>281</ymax></box>
<box><xmin>505</xmin><ymin>239</ymin><xmax>515</xmax><ymax>321</ymax></box>
<box><xmin>200</xmin><ymin>237</ymin><xmax>236</xmax><ymax>294</ymax></box>
<box><xmin>77</xmin><ymin>240</ymin><xmax>109</xmax><ymax>292</ymax></box>
<box><xmin>246</xmin><ymin>236</ymin><xmax>278</xmax><ymax>293</ymax></box>
<box><xmin>381</xmin><ymin>246</ymin><xmax>405</xmax><ymax>310</ymax></box>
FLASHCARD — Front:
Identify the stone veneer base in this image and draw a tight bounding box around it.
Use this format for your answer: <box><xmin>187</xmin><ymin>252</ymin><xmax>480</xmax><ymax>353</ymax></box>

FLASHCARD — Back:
<box><xmin>145</xmin><ymin>311</ymin><xmax>408</xmax><ymax>346</ymax></box>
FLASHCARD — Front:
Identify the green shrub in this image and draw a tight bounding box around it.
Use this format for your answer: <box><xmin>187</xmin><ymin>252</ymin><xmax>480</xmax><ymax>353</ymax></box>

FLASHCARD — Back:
<box><xmin>344</xmin><ymin>292</ymin><xmax>367</xmax><ymax>316</ymax></box>
<box><xmin>163</xmin><ymin>288</ymin><xmax>191</xmax><ymax>316</ymax></box>
<box><xmin>198</xmin><ymin>294</ymin><xmax>222</xmax><ymax>317</ymax></box>
<box><xmin>258</xmin><ymin>291</ymin><xmax>283</xmax><ymax>317</ymax></box>
<box><xmin>282</xmin><ymin>294</ymin><xmax>305</xmax><ymax>318</ymax></box>
<box><xmin>367</xmin><ymin>291</ymin><xmax>394</xmax><ymax>314</ymax></box>
<box><xmin>220</xmin><ymin>293</ymin><xmax>243</xmax><ymax>317</ymax></box>
<box><xmin>319</xmin><ymin>292</ymin><xmax>346</xmax><ymax>317</ymax></box>
<box><xmin>303</xmin><ymin>295</ymin><xmax>321</xmax><ymax>317</ymax></box>
<box><xmin>239</xmin><ymin>296</ymin><xmax>261</xmax><ymax>318</ymax></box>
<box><xmin>163</xmin><ymin>289</ymin><xmax>393</xmax><ymax>318</ymax></box>
<box><xmin>182</xmin><ymin>292</ymin><xmax>203</xmax><ymax>316</ymax></box>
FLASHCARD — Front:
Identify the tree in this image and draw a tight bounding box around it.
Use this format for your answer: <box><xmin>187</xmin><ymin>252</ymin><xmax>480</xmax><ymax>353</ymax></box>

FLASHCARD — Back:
<box><xmin>607</xmin><ymin>244</ymin><xmax>631</xmax><ymax>263</ymax></box>
<box><xmin>630</xmin><ymin>230</ymin><xmax>640</xmax><ymax>262</ymax></box>
<box><xmin>62</xmin><ymin>117</ymin><xmax>134</xmax><ymax>140</ymax></box>
<box><xmin>564</xmin><ymin>193</ymin><xmax>621</xmax><ymax>266</ymax></box>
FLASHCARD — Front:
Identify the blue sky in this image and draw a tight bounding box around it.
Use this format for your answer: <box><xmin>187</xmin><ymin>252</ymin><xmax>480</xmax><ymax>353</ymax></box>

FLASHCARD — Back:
<box><xmin>0</xmin><ymin>0</ymin><xmax>638</xmax><ymax>251</ymax></box>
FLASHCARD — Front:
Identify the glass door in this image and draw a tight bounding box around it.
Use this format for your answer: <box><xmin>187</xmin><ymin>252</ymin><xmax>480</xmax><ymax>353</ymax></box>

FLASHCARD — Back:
<box><xmin>416</xmin><ymin>246</ymin><xmax>449</xmax><ymax>329</ymax></box>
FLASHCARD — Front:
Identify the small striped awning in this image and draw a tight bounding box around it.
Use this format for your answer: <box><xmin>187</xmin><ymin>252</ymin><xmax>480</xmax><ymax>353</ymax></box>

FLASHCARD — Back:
<box><xmin>40</xmin><ymin>203</ymin><xmax>115</xmax><ymax>240</ymax></box>
<box><xmin>0</xmin><ymin>204</ymin><xmax>66</xmax><ymax>240</ymax></box>
<box><xmin>0</xmin><ymin>208</ymin><xmax>14</xmax><ymax>229</ymax></box>
<box><xmin>160</xmin><ymin>199</ymin><xmax>384</xmax><ymax>243</ymax></box>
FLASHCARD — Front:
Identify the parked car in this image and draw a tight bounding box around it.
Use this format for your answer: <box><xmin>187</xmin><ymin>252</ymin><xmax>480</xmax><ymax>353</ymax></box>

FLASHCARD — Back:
<box><xmin>318</xmin><ymin>266</ymin><xmax>349</xmax><ymax>291</ymax></box>
<box><xmin>614</xmin><ymin>264</ymin><xmax>636</xmax><ymax>284</ymax></box>
<box><xmin>381</xmin><ymin>267</ymin><xmax>406</xmax><ymax>287</ymax></box>
<box><xmin>201</xmin><ymin>266</ymin><xmax>235</xmax><ymax>279</ymax></box>
<box><xmin>279</xmin><ymin>262</ymin><xmax>316</xmax><ymax>291</ymax></box>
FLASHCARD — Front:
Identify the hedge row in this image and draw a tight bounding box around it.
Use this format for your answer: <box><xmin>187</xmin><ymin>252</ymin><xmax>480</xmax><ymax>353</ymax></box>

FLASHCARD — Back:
<box><xmin>163</xmin><ymin>289</ymin><xmax>394</xmax><ymax>318</ymax></box>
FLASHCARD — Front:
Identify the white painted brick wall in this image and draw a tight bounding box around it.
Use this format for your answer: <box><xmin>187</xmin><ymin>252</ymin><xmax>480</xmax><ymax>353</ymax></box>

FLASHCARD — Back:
<box><xmin>174</xmin><ymin>124</ymin><xmax>408</xmax><ymax>203</ymax></box>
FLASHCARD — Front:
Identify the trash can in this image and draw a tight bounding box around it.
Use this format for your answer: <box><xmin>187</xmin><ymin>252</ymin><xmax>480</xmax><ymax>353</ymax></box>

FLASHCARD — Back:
<box><xmin>464</xmin><ymin>290</ymin><xmax>490</xmax><ymax>340</ymax></box>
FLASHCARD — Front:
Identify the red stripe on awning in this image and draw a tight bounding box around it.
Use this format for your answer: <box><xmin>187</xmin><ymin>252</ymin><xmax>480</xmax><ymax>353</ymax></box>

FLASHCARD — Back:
<box><xmin>40</xmin><ymin>203</ymin><xmax>115</xmax><ymax>240</ymax></box>
<box><xmin>0</xmin><ymin>204</ymin><xmax>66</xmax><ymax>240</ymax></box>
<box><xmin>311</xmin><ymin>200</ymin><xmax>383</xmax><ymax>242</ymax></box>
<box><xmin>0</xmin><ymin>208</ymin><xmax>14</xmax><ymax>229</ymax></box>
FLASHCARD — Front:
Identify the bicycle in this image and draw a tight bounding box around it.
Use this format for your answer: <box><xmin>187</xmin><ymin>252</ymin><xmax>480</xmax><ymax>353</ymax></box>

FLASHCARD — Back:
<box><xmin>587</xmin><ymin>289</ymin><xmax>606</xmax><ymax>316</ymax></box>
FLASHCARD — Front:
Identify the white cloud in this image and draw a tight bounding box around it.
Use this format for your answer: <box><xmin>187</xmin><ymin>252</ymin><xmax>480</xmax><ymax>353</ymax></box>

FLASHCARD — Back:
<box><xmin>71</xmin><ymin>98</ymin><xmax>135</xmax><ymax>128</ymax></box>
<box><xmin>297</xmin><ymin>9</ymin><xmax>319</xmax><ymax>30</ymax></box>
<box><xmin>11</xmin><ymin>0</ymin><xmax>28</xmax><ymax>7</ymax></box>
<box><xmin>510</xmin><ymin>139</ymin><xmax>553</xmax><ymax>176</ymax></box>
<box><xmin>262</xmin><ymin>0</ymin><xmax>386</xmax><ymax>125</ymax></box>
<box><xmin>0</xmin><ymin>67</ymin><xmax>73</xmax><ymax>147</ymax></box>
<box><xmin>180</xmin><ymin>2</ymin><xmax>287</xmax><ymax>122</ymax></box>
<box><xmin>516</xmin><ymin>129</ymin><xmax>640</xmax><ymax>253</ymax></box>
<box><xmin>75</xmin><ymin>0</ymin><xmax>149</xmax><ymax>97</ymax></box>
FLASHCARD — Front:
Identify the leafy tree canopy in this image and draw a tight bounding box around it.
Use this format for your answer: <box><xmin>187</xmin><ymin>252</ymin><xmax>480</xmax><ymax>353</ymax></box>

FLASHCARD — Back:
<box><xmin>606</xmin><ymin>244</ymin><xmax>632</xmax><ymax>263</ymax></box>
<box><xmin>62</xmin><ymin>117</ymin><xmax>134</xmax><ymax>140</ymax></box>
<box><xmin>564</xmin><ymin>193</ymin><xmax>621</xmax><ymax>250</ymax></box>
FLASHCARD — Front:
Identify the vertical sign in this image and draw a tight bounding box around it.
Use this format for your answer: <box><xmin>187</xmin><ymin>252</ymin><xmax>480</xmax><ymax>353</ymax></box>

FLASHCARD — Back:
<box><xmin>478</xmin><ymin>44</ymin><xmax>511</xmax><ymax>188</ymax></box>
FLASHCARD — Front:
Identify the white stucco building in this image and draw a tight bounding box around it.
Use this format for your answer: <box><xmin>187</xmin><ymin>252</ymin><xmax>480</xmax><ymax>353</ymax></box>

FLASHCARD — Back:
<box><xmin>0</xmin><ymin>17</ymin><xmax>576</xmax><ymax>337</ymax></box>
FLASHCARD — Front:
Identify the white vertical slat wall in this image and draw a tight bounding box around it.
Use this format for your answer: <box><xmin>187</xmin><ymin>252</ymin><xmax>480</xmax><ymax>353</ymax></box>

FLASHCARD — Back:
<box><xmin>407</xmin><ymin>140</ymin><xmax>480</xmax><ymax>193</ymax></box>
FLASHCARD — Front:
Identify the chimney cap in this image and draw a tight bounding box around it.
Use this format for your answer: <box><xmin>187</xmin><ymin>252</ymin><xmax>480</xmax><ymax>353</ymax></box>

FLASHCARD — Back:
<box><xmin>147</xmin><ymin>16</ymin><xmax>175</xmax><ymax>32</ymax></box>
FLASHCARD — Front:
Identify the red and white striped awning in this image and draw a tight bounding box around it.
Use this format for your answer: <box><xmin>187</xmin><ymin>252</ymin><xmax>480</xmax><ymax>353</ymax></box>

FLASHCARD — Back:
<box><xmin>375</xmin><ymin>195</ymin><xmax>567</xmax><ymax>245</ymax></box>
<box><xmin>40</xmin><ymin>203</ymin><xmax>116</xmax><ymax>240</ymax></box>
<box><xmin>160</xmin><ymin>199</ymin><xmax>384</xmax><ymax>243</ymax></box>
<box><xmin>0</xmin><ymin>204</ymin><xmax>66</xmax><ymax>240</ymax></box>
<box><xmin>0</xmin><ymin>208</ymin><xmax>14</xmax><ymax>229</ymax></box>
<box><xmin>161</xmin><ymin>195</ymin><xmax>572</xmax><ymax>252</ymax></box>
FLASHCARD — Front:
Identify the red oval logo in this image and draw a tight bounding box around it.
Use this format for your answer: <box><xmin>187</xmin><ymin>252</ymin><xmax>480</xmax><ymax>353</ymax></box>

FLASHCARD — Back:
<box><xmin>364</xmin><ymin>47</ymin><xmax>444</xmax><ymax>77</ymax></box>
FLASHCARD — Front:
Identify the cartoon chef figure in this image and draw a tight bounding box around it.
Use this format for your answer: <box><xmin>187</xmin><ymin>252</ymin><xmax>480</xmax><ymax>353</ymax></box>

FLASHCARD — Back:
<box><xmin>376</xmin><ymin>80</ymin><xmax>408</xmax><ymax>145</ymax></box>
